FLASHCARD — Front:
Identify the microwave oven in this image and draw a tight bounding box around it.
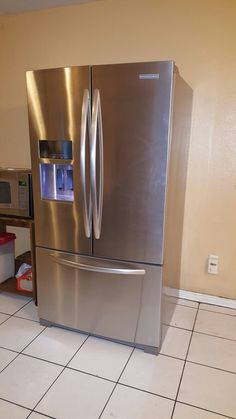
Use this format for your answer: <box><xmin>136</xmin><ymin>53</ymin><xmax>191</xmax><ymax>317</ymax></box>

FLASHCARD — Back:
<box><xmin>0</xmin><ymin>168</ymin><xmax>33</xmax><ymax>218</ymax></box>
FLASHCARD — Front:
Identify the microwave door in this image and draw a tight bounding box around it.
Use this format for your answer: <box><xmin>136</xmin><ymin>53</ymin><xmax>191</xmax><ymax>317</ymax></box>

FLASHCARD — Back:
<box><xmin>0</xmin><ymin>181</ymin><xmax>11</xmax><ymax>206</ymax></box>
<box><xmin>0</xmin><ymin>171</ymin><xmax>32</xmax><ymax>218</ymax></box>
<box><xmin>0</xmin><ymin>179</ymin><xmax>18</xmax><ymax>209</ymax></box>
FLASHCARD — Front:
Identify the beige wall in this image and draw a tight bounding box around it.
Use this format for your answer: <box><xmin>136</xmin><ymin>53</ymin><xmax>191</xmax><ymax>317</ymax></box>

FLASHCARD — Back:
<box><xmin>0</xmin><ymin>0</ymin><xmax>236</xmax><ymax>297</ymax></box>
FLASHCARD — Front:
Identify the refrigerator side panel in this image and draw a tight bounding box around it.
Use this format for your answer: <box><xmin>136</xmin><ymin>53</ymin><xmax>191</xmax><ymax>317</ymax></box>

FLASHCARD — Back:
<box><xmin>92</xmin><ymin>61</ymin><xmax>174</xmax><ymax>265</ymax></box>
<box><xmin>26</xmin><ymin>66</ymin><xmax>92</xmax><ymax>254</ymax></box>
<box><xmin>163</xmin><ymin>72</ymin><xmax>193</xmax><ymax>289</ymax></box>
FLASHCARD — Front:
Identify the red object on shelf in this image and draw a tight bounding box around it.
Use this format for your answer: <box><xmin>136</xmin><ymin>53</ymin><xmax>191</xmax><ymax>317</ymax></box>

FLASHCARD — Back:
<box><xmin>17</xmin><ymin>268</ymin><xmax>32</xmax><ymax>292</ymax></box>
<box><xmin>0</xmin><ymin>233</ymin><xmax>16</xmax><ymax>245</ymax></box>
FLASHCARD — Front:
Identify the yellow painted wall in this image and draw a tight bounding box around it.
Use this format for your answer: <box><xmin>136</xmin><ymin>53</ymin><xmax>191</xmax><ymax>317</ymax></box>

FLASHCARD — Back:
<box><xmin>0</xmin><ymin>0</ymin><xmax>236</xmax><ymax>297</ymax></box>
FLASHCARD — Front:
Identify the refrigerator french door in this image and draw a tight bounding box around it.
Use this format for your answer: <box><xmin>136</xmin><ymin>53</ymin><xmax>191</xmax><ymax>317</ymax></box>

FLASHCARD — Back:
<box><xmin>27</xmin><ymin>61</ymin><xmax>176</xmax><ymax>354</ymax></box>
<box><xmin>92</xmin><ymin>63</ymin><xmax>173</xmax><ymax>264</ymax></box>
<box><xmin>27</xmin><ymin>66</ymin><xmax>91</xmax><ymax>255</ymax></box>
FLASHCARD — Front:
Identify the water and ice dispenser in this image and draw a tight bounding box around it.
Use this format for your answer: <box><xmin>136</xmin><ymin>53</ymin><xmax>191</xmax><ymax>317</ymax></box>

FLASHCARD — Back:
<box><xmin>39</xmin><ymin>140</ymin><xmax>74</xmax><ymax>202</ymax></box>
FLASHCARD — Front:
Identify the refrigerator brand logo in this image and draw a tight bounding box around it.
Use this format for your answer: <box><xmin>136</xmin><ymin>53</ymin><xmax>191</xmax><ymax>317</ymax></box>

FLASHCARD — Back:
<box><xmin>139</xmin><ymin>73</ymin><xmax>160</xmax><ymax>80</ymax></box>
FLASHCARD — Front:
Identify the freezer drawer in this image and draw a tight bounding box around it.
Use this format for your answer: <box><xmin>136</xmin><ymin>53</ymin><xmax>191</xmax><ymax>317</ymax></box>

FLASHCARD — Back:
<box><xmin>36</xmin><ymin>247</ymin><xmax>162</xmax><ymax>350</ymax></box>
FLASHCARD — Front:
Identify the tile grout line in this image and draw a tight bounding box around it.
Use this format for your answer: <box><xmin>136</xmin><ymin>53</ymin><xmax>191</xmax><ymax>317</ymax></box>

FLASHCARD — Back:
<box><xmin>154</xmin><ymin>351</ymin><xmax>187</xmax><ymax>362</ymax></box>
<box><xmin>162</xmin><ymin>322</ymin><xmax>236</xmax><ymax>343</ymax></box>
<box><xmin>1</xmin><ymin>335</ymin><xmax>236</xmax><ymax>418</ymax></box>
<box><xmin>30</xmin><ymin>334</ymin><xmax>90</xmax><ymax>417</ymax></box>
<box><xmin>2</xmin><ymin>302</ymin><xmax>236</xmax><ymax>335</ymax></box>
<box><xmin>170</xmin><ymin>302</ymin><xmax>200</xmax><ymax>419</ymax></box>
<box><xmin>98</xmin><ymin>347</ymin><xmax>135</xmax><ymax>419</ymax></box>
<box><xmin>0</xmin><ymin>314</ymin><xmax>40</xmax><ymax>325</ymax></box>
<box><xmin>0</xmin><ymin>396</ymin><xmax>55</xmax><ymax>419</ymax></box>
<box><xmin>0</xmin><ymin>329</ymin><xmax>50</xmax><ymax>419</ymax></box>
<box><xmin>2</xmin><ymin>345</ymin><xmax>121</xmax><ymax>386</ymax></box>
<box><xmin>1</xmin><ymin>340</ymin><xmax>179</xmax><ymax>406</ymax></box>
<box><xmin>193</xmin><ymin>330</ymin><xmax>236</xmax><ymax>343</ymax></box>
<box><xmin>27</xmin><ymin>408</ymin><xmax>56</xmax><ymax>419</ymax></box>
<box><xmin>117</xmin><ymin>381</ymin><xmax>176</xmax><ymax>402</ymax></box>
<box><xmin>1</xmin><ymin>297</ymin><xmax>236</xmax><ymax>319</ymax></box>
<box><xmin>166</xmin><ymin>301</ymin><xmax>199</xmax><ymax>310</ymax></box>
<box><xmin>162</xmin><ymin>322</ymin><xmax>197</xmax><ymax>332</ymax></box>
<box><xmin>1</xmin><ymin>296</ymin><xmax>236</xmax><ymax>417</ymax></box>
<box><xmin>0</xmin><ymin>298</ymin><xmax>34</xmax><ymax>327</ymax></box>
<box><xmin>0</xmin><ymin>297</ymin><xmax>51</xmax><ymax>378</ymax></box>
<box><xmin>0</xmin><ymin>371</ymin><xmax>232</xmax><ymax>418</ymax></box>
<box><xmin>167</xmin><ymin>300</ymin><xmax>236</xmax><ymax>318</ymax></box>
<box><xmin>1</xmin><ymin>304</ymin><xmax>235</xmax><ymax>324</ymax></box>
<box><xmin>169</xmin><ymin>309</ymin><xmax>236</xmax><ymax>419</ymax></box>
<box><xmin>5</xmin><ymin>343</ymin><xmax>185</xmax><ymax>403</ymax></box>
<box><xmin>29</xmin><ymin>413</ymin><xmax>55</xmax><ymax>419</ymax></box>
<box><xmin>0</xmin><ymin>346</ymin><xmax>19</xmax><ymax>355</ymax></box>
<box><xmin>66</xmin><ymin>365</ymin><xmax>117</xmax><ymax>384</ymax></box>
<box><xmin>0</xmin><ymin>396</ymin><xmax>32</xmax><ymax>416</ymax></box>
<box><xmin>12</xmin><ymin>315</ymin><xmax>39</xmax><ymax>323</ymax></box>
<box><xmin>3</xmin><ymin>343</ymin><xmax>236</xmax><ymax>402</ymax></box>
<box><xmin>0</xmin><ymin>314</ymin><xmax>48</xmax><ymax>415</ymax></box>
<box><xmin>176</xmin><ymin>401</ymin><xmax>235</xmax><ymax>419</ymax></box>
<box><xmin>17</xmin><ymin>351</ymin><xmax>71</xmax><ymax>369</ymax></box>
<box><xmin>27</xmin><ymin>330</ymin><xmax>236</xmax><ymax>419</ymax></box>
<box><xmin>198</xmin><ymin>308</ymin><xmax>236</xmax><ymax>318</ymax></box>
<box><xmin>186</xmin><ymin>359</ymin><xmax>236</xmax><ymax>377</ymax></box>
<box><xmin>25</xmin><ymin>336</ymin><xmax>129</xmax><ymax>387</ymax></box>
<box><xmin>0</xmin><ymin>325</ymin><xmax>47</xmax><ymax>376</ymax></box>
<box><xmin>0</xmin><ymin>296</ymin><xmax>33</xmax><ymax>316</ymax></box>
<box><xmin>134</xmin><ymin>350</ymin><xmax>236</xmax><ymax>378</ymax></box>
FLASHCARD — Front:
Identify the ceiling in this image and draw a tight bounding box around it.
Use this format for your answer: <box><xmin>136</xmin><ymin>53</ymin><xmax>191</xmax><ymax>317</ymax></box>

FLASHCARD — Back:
<box><xmin>0</xmin><ymin>0</ymin><xmax>98</xmax><ymax>15</ymax></box>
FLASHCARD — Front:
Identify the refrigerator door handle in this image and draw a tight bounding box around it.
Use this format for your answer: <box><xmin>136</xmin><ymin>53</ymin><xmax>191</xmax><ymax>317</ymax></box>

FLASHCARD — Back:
<box><xmin>91</xmin><ymin>89</ymin><xmax>104</xmax><ymax>239</ymax></box>
<box><xmin>50</xmin><ymin>253</ymin><xmax>146</xmax><ymax>275</ymax></box>
<box><xmin>80</xmin><ymin>89</ymin><xmax>92</xmax><ymax>238</ymax></box>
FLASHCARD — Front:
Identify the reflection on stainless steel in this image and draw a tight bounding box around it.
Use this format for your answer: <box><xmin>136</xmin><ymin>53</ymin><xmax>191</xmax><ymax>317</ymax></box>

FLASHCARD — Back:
<box><xmin>64</xmin><ymin>67</ymin><xmax>75</xmax><ymax>140</ymax></box>
<box><xmin>27</xmin><ymin>62</ymin><xmax>192</xmax><ymax>354</ymax></box>
<box><xmin>91</xmin><ymin>89</ymin><xmax>104</xmax><ymax>239</ymax></box>
<box><xmin>26</xmin><ymin>72</ymin><xmax>46</xmax><ymax>140</ymax></box>
<box><xmin>80</xmin><ymin>89</ymin><xmax>92</xmax><ymax>238</ymax></box>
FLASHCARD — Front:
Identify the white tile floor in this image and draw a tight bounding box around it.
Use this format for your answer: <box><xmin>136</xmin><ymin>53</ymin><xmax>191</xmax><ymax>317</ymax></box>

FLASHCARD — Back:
<box><xmin>0</xmin><ymin>293</ymin><xmax>236</xmax><ymax>418</ymax></box>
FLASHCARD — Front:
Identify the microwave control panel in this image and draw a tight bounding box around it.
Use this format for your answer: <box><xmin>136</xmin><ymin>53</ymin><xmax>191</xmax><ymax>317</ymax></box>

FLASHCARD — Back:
<box><xmin>18</xmin><ymin>180</ymin><xmax>29</xmax><ymax>209</ymax></box>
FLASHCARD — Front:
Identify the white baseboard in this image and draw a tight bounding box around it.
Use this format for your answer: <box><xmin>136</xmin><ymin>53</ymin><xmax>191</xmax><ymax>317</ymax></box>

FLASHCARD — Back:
<box><xmin>163</xmin><ymin>287</ymin><xmax>236</xmax><ymax>310</ymax></box>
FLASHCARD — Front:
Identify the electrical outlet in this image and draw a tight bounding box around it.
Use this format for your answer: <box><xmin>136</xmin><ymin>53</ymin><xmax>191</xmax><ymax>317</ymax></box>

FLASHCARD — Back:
<box><xmin>207</xmin><ymin>255</ymin><xmax>219</xmax><ymax>275</ymax></box>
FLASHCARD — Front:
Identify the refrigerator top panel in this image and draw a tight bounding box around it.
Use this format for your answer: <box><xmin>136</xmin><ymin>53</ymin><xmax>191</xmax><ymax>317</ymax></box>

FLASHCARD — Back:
<box><xmin>27</xmin><ymin>66</ymin><xmax>92</xmax><ymax>255</ymax></box>
<box><xmin>91</xmin><ymin>61</ymin><xmax>174</xmax><ymax>265</ymax></box>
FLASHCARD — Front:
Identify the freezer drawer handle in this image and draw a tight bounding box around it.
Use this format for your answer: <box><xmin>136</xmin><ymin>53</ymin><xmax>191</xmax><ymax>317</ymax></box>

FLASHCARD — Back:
<box><xmin>80</xmin><ymin>89</ymin><xmax>92</xmax><ymax>238</ymax></box>
<box><xmin>50</xmin><ymin>253</ymin><xmax>146</xmax><ymax>275</ymax></box>
<box><xmin>91</xmin><ymin>89</ymin><xmax>104</xmax><ymax>239</ymax></box>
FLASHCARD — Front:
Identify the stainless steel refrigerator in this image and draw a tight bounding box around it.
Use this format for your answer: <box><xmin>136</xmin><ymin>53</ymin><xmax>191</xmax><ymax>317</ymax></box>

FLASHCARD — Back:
<box><xmin>26</xmin><ymin>61</ymin><xmax>192</xmax><ymax>354</ymax></box>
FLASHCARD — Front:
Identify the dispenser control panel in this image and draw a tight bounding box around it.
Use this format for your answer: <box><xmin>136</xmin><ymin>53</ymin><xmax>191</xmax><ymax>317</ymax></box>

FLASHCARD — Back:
<box><xmin>39</xmin><ymin>140</ymin><xmax>74</xmax><ymax>202</ymax></box>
